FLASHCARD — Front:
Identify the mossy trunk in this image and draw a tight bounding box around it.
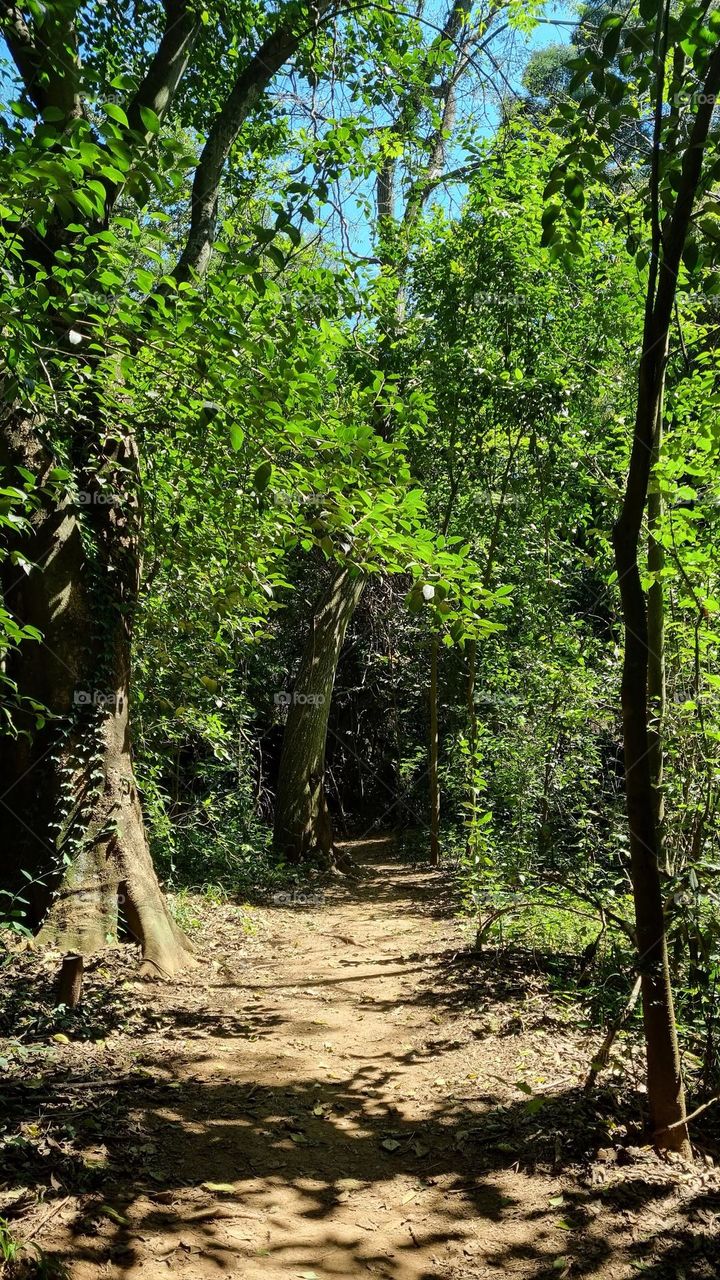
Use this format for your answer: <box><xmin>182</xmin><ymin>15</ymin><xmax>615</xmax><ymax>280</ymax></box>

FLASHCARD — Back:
<box><xmin>0</xmin><ymin>409</ymin><xmax>192</xmax><ymax>977</ymax></box>
<box><xmin>273</xmin><ymin>564</ymin><xmax>365</xmax><ymax>864</ymax></box>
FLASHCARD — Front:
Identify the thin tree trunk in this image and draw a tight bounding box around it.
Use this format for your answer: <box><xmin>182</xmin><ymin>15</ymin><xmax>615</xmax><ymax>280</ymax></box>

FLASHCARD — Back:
<box><xmin>614</xmin><ymin>360</ymin><xmax>690</xmax><ymax>1156</ymax></box>
<box><xmin>608</xmin><ymin>1</ymin><xmax>720</xmax><ymax>1157</ymax></box>
<box><xmin>465</xmin><ymin>637</ymin><xmax>478</xmax><ymax>856</ymax></box>
<box><xmin>273</xmin><ymin>564</ymin><xmax>365</xmax><ymax>864</ymax></box>
<box><xmin>464</xmin><ymin>434</ymin><xmax>520</xmax><ymax>857</ymax></box>
<box><xmin>585</xmin><ymin>974</ymin><xmax>642</xmax><ymax>1092</ymax></box>
<box><xmin>429</xmin><ymin>635</ymin><xmax>440</xmax><ymax>865</ymax></box>
<box><xmin>647</xmin><ymin>394</ymin><xmax>667</xmax><ymax>869</ymax></box>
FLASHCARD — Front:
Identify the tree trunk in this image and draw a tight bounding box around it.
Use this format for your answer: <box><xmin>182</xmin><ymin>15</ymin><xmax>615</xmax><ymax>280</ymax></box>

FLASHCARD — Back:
<box><xmin>647</xmin><ymin>396</ymin><xmax>667</xmax><ymax>869</ymax></box>
<box><xmin>57</xmin><ymin>955</ymin><xmax>84</xmax><ymax>1008</ymax></box>
<box><xmin>0</xmin><ymin>0</ymin><xmax>345</xmax><ymax>981</ymax></box>
<box><xmin>273</xmin><ymin>564</ymin><xmax>365</xmax><ymax>864</ymax></box>
<box><xmin>429</xmin><ymin>635</ymin><xmax>440</xmax><ymax>865</ymax></box>
<box><xmin>464</xmin><ymin>638</ymin><xmax>479</xmax><ymax>859</ymax></box>
<box><xmin>0</xmin><ymin>408</ymin><xmax>193</xmax><ymax>978</ymax></box>
<box><xmin>613</xmin><ymin>353</ymin><xmax>690</xmax><ymax>1157</ymax></box>
<box><xmin>604</xmin><ymin>9</ymin><xmax>720</xmax><ymax>1154</ymax></box>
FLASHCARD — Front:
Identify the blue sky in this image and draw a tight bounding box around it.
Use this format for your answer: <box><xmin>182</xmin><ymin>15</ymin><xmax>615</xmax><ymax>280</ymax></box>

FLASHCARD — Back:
<box><xmin>312</xmin><ymin>1</ymin><xmax>578</xmax><ymax>265</ymax></box>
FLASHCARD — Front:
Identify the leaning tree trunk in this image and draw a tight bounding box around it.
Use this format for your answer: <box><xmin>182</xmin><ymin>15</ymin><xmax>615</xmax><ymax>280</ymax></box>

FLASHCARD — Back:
<box><xmin>0</xmin><ymin>406</ymin><xmax>193</xmax><ymax>977</ymax></box>
<box><xmin>273</xmin><ymin>563</ymin><xmax>365</xmax><ymax>864</ymax></box>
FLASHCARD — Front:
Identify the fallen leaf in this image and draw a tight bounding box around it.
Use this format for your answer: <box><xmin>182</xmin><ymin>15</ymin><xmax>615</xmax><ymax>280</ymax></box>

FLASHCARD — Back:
<box><xmin>100</xmin><ymin>1205</ymin><xmax>129</xmax><ymax>1225</ymax></box>
<box><xmin>201</xmin><ymin>1182</ymin><xmax>235</xmax><ymax>1193</ymax></box>
<box><xmin>382</xmin><ymin>1139</ymin><xmax>401</xmax><ymax>1152</ymax></box>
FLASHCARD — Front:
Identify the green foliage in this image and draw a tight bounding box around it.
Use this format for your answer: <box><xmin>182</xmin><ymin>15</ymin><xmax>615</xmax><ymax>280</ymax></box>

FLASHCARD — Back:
<box><xmin>3</xmin><ymin>0</ymin><xmax>720</xmax><ymax>1114</ymax></box>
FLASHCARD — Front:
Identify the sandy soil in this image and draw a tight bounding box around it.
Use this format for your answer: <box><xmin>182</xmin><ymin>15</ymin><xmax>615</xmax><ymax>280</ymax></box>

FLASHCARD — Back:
<box><xmin>2</xmin><ymin>838</ymin><xmax>719</xmax><ymax>1279</ymax></box>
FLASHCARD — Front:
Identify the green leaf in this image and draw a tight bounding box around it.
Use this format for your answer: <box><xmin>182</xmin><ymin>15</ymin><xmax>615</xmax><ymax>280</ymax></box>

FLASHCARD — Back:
<box><xmin>103</xmin><ymin>103</ymin><xmax>130</xmax><ymax>127</ymax></box>
<box><xmin>253</xmin><ymin>461</ymin><xmax>273</xmax><ymax>491</ymax></box>
<box><xmin>140</xmin><ymin>105</ymin><xmax>161</xmax><ymax>134</ymax></box>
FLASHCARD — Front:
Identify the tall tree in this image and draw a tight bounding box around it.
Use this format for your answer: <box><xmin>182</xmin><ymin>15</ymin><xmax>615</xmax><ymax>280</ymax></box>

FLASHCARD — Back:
<box><xmin>0</xmin><ymin>0</ymin><xmax>418</xmax><ymax>971</ymax></box>
<box><xmin>543</xmin><ymin>0</ymin><xmax>720</xmax><ymax>1154</ymax></box>
<box><xmin>272</xmin><ymin>0</ymin><xmax>515</xmax><ymax>864</ymax></box>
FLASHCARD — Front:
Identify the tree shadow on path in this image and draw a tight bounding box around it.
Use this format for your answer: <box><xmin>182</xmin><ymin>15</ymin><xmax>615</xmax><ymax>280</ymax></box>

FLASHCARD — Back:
<box><xmin>1</xmin><ymin>837</ymin><xmax>718</xmax><ymax>1280</ymax></box>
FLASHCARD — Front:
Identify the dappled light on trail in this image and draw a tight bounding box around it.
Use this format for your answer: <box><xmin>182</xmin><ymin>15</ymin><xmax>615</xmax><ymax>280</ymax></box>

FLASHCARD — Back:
<box><xmin>2</xmin><ymin>840</ymin><xmax>719</xmax><ymax>1279</ymax></box>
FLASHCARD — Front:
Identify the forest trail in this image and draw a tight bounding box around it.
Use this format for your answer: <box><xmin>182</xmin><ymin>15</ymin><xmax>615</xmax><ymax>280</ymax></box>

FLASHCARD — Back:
<box><xmin>8</xmin><ymin>838</ymin><xmax>718</xmax><ymax>1280</ymax></box>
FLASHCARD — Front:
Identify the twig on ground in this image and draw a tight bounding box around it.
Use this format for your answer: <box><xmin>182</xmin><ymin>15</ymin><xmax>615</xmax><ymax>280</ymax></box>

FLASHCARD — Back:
<box><xmin>22</xmin><ymin>1195</ymin><xmax>71</xmax><ymax>1243</ymax></box>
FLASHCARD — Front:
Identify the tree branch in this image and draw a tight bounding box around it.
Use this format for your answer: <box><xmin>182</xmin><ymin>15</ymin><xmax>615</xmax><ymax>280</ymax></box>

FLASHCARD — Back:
<box><xmin>126</xmin><ymin>0</ymin><xmax>200</xmax><ymax>138</ymax></box>
<box><xmin>0</xmin><ymin>0</ymin><xmax>81</xmax><ymax>117</ymax></box>
<box><xmin>174</xmin><ymin>0</ymin><xmax>336</xmax><ymax>283</ymax></box>
<box><xmin>0</xmin><ymin>1</ymin><xmax>45</xmax><ymax>109</ymax></box>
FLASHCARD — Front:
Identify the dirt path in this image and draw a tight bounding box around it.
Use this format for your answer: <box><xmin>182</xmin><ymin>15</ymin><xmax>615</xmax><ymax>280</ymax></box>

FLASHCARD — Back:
<box><xmin>4</xmin><ymin>838</ymin><xmax>720</xmax><ymax>1279</ymax></box>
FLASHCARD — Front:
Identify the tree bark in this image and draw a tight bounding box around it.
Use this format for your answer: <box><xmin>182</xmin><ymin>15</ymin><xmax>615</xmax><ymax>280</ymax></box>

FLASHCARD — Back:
<box><xmin>57</xmin><ymin>955</ymin><xmax>84</xmax><ymax>1008</ymax></box>
<box><xmin>429</xmin><ymin>635</ymin><xmax>440</xmax><ymax>864</ymax></box>
<box><xmin>273</xmin><ymin>564</ymin><xmax>365</xmax><ymax>864</ymax></box>
<box><xmin>614</xmin><ymin>489</ymin><xmax>689</xmax><ymax>1154</ymax></box>
<box><xmin>1</xmin><ymin>0</ymin><xmax>342</xmax><ymax>974</ymax></box>
<box><xmin>647</xmin><ymin>395</ymin><xmax>666</xmax><ymax>868</ymax></box>
<box><xmin>613</xmin><ymin>319</ymin><xmax>689</xmax><ymax>1154</ymax></box>
<box><xmin>0</xmin><ymin>408</ymin><xmax>193</xmax><ymax>977</ymax></box>
<box><xmin>609</xmin><ymin>11</ymin><xmax>720</xmax><ymax>1158</ymax></box>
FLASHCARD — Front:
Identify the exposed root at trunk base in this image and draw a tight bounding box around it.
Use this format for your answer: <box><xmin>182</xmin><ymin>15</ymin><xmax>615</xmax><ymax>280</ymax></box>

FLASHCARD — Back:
<box><xmin>329</xmin><ymin>846</ymin><xmax>362</xmax><ymax>880</ymax></box>
<box><xmin>123</xmin><ymin>880</ymin><xmax>196</xmax><ymax>980</ymax></box>
<box><xmin>39</xmin><ymin>879</ymin><xmax>195</xmax><ymax>981</ymax></box>
<box><xmin>38</xmin><ymin>807</ymin><xmax>195</xmax><ymax>982</ymax></box>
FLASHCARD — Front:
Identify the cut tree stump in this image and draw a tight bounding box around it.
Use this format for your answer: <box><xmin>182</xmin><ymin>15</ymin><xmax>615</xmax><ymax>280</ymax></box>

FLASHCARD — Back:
<box><xmin>57</xmin><ymin>954</ymin><xmax>84</xmax><ymax>1008</ymax></box>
